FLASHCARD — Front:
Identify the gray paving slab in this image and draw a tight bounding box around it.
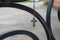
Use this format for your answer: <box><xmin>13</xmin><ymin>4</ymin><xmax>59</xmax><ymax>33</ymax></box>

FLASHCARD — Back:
<box><xmin>0</xmin><ymin>2</ymin><xmax>59</xmax><ymax>40</ymax></box>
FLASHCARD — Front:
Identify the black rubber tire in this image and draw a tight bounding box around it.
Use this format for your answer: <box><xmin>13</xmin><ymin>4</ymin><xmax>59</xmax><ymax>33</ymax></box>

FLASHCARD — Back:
<box><xmin>0</xmin><ymin>30</ymin><xmax>39</xmax><ymax>40</ymax></box>
<box><xmin>58</xmin><ymin>6</ymin><xmax>60</xmax><ymax>21</ymax></box>
<box><xmin>0</xmin><ymin>0</ymin><xmax>27</xmax><ymax>2</ymax></box>
<box><xmin>46</xmin><ymin>0</ymin><xmax>56</xmax><ymax>40</ymax></box>
<box><xmin>0</xmin><ymin>2</ymin><xmax>52</xmax><ymax>40</ymax></box>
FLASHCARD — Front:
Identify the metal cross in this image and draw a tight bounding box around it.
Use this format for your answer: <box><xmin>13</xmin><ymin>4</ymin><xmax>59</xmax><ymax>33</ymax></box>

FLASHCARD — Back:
<box><xmin>31</xmin><ymin>17</ymin><xmax>37</xmax><ymax>27</ymax></box>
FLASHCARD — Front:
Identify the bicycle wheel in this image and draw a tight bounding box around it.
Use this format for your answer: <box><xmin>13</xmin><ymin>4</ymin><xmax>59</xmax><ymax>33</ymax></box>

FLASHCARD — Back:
<box><xmin>0</xmin><ymin>30</ymin><xmax>39</xmax><ymax>40</ymax></box>
<box><xmin>0</xmin><ymin>2</ymin><xmax>52</xmax><ymax>40</ymax></box>
<box><xmin>0</xmin><ymin>0</ymin><xmax>27</xmax><ymax>2</ymax></box>
<box><xmin>58</xmin><ymin>6</ymin><xmax>60</xmax><ymax>21</ymax></box>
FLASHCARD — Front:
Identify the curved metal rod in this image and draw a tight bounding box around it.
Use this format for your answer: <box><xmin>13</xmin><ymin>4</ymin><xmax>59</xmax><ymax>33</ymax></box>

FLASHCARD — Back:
<box><xmin>46</xmin><ymin>0</ymin><xmax>55</xmax><ymax>40</ymax></box>
<box><xmin>0</xmin><ymin>2</ymin><xmax>52</xmax><ymax>40</ymax></box>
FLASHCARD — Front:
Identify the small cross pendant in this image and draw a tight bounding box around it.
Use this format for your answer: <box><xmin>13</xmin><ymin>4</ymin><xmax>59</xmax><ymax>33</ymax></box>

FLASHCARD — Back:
<box><xmin>31</xmin><ymin>17</ymin><xmax>37</xmax><ymax>27</ymax></box>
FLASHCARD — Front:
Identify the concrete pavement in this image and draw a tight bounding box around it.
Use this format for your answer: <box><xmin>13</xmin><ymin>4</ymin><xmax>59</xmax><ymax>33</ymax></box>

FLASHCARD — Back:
<box><xmin>0</xmin><ymin>2</ymin><xmax>60</xmax><ymax>40</ymax></box>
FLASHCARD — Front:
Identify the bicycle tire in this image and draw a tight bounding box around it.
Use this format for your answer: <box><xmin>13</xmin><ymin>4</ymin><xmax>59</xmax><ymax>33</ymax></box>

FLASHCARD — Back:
<box><xmin>0</xmin><ymin>30</ymin><xmax>39</xmax><ymax>40</ymax></box>
<box><xmin>58</xmin><ymin>6</ymin><xmax>60</xmax><ymax>21</ymax></box>
<box><xmin>0</xmin><ymin>0</ymin><xmax>27</xmax><ymax>2</ymax></box>
<box><xmin>0</xmin><ymin>2</ymin><xmax>52</xmax><ymax>40</ymax></box>
<box><xmin>46</xmin><ymin>0</ymin><xmax>55</xmax><ymax>40</ymax></box>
